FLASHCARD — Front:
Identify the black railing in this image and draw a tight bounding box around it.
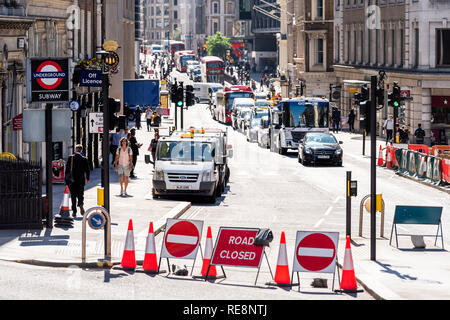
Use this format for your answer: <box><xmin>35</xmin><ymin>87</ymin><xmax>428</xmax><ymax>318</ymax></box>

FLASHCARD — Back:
<box><xmin>0</xmin><ymin>158</ymin><xmax>43</xmax><ymax>229</ymax></box>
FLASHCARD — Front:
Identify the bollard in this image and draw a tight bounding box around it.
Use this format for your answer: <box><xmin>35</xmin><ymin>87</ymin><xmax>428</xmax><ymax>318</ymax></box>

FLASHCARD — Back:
<box><xmin>97</xmin><ymin>187</ymin><xmax>104</xmax><ymax>206</ymax></box>
<box><xmin>359</xmin><ymin>194</ymin><xmax>385</xmax><ymax>238</ymax></box>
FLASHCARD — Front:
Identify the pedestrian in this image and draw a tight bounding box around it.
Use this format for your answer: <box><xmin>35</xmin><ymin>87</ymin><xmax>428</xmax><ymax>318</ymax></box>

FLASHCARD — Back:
<box><xmin>383</xmin><ymin>115</ymin><xmax>394</xmax><ymax>144</ymax></box>
<box><xmin>65</xmin><ymin>144</ymin><xmax>90</xmax><ymax>217</ymax></box>
<box><xmin>153</xmin><ymin>110</ymin><xmax>161</xmax><ymax>128</ymax></box>
<box><xmin>135</xmin><ymin>105</ymin><xmax>142</xmax><ymax>130</ymax></box>
<box><xmin>251</xmin><ymin>79</ymin><xmax>257</xmax><ymax>91</ymax></box>
<box><xmin>148</xmin><ymin>132</ymin><xmax>160</xmax><ymax>168</ymax></box>
<box><xmin>110</xmin><ymin>128</ymin><xmax>120</xmax><ymax>164</ymax></box>
<box><xmin>129</xmin><ymin>128</ymin><xmax>142</xmax><ymax>178</ymax></box>
<box><xmin>331</xmin><ymin>107</ymin><xmax>341</xmax><ymax>133</ymax></box>
<box><xmin>114</xmin><ymin>137</ymin><xmax>133</xmax><ymax>196</ymax></box>
<box><xmin>348</xmin><ymin>109</ymin><xmax>356</xmax><ymax>133</ymax></box>
<box><xmin>146</xmin><ymin>106</ymin><xmax>153</xmax><ymax>131</ymax></box>
<box><xmin>414</xmin><ymin>123</ymin><xmax>426</xmax><ymax>144</ymax></box>
<box><xmin>399</xmin><ymin>125</ymin><xmax>409</xmax><ymax>144</ymax></box>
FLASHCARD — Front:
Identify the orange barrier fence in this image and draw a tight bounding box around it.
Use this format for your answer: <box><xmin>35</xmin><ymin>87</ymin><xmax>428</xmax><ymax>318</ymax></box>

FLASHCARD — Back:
<box><xmin>431</xmin><ymin>145</ymin><xmax>450</xmax><ymax>157</ymax></box>
<box><xmin>442</xmin><ymin>158</ymin><xmax>450</xmax><ymax>184</ymax></box>
<box><xmin>408</xmin><ymin>144</ymin><xmax>430</xmax><ymax>154</ymax></box>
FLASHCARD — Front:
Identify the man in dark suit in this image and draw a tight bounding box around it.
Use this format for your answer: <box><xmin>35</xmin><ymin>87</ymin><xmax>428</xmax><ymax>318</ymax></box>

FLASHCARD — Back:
<box><xmin>66</xmin><ymin>144</ymin><xmax>90</xmax><ymax>217</ymax></box>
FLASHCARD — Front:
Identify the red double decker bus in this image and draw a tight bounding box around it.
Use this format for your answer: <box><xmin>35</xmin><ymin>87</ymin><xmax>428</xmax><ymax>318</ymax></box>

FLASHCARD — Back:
<box><xmin>174</xmin><ymin>50</ymin><xmax>195</xmax><ymax>72</ymax></box>
<box><xmin>169</xmin><ymin>41</ymin><xmax>185</xmax><ymax>56</ymax></box>
<box><xmin>201</xmin><ymin>56</ymin><xmax>224</xmax><ymax>83</ymax></box>
<box><xmin>213</xmin><ymin>85</ymin><xmax>253</xmax><ymax>124</ymax></box>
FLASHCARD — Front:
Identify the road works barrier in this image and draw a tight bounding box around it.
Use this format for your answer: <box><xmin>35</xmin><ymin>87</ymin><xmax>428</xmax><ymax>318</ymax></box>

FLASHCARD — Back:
<box><xmin>389</xmin><ymin>206</ymin><xmax>444</xmax><ymax>249</ymax></box>
<box><xmin>359</xmin><ymin>194</ymin><xmax>385</xmax><ymax>238</ymax></box>
<box><xmin>384</xmin><ymin>144</ymin><xmax>450</xmax><ymax>186</ymax></box>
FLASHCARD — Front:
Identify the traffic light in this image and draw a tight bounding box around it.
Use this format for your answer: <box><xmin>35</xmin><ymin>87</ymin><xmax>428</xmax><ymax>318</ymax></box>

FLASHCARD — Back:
<box><xmin>107</xmin><ymin>98</ymin><xmax>120</xmax><ymax>130</ymax></box>
<box><xmin>376</xmin><ymin>87</ymin><xmax>385</xmax><ymax>106</ymax></box>
<box><xmin>361</xmin><ymin>85</ymin><xmax>369</xmax><ymax>101</ymax></box>
<box><xmin>359</xmin><ymin>100</ymin><xmax>371</xmax><ymax>132</ymax></box>
<box><xmin>185</xmin><ymin>85</ymin><xmax>195</xmax><ymax>107</ymax></box>
<box><xmin>170</xmin><ymin>83</ymin><xmax>177</xmax><ymax>103</ymax></box>
<box><xmin>392</xmin><ymin>82</ymin><xmax>400</xmax><ymax>108</ymax></box>
<box><xmin>175</xmin><ymin>85</ymin><xmax>184</xmax><ymax>107</ymax></box>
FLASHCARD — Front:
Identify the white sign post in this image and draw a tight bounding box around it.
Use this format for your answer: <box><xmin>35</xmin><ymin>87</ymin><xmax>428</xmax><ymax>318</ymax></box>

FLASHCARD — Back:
<box><xmin>89</xmin><ymin>112</ymin><xmax>104</xmax><ymax>134</ymax></box>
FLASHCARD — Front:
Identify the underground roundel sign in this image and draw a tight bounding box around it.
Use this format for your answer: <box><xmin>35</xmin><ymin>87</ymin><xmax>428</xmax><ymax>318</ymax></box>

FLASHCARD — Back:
<box><xmin>29</xmin><ymin>58</ymin><xmax>69</xmax><ymax>103</ymax></box>
<box><xmin>292</xmin><ymin>231</ymin><xmax>339</xmax><ymax>274</ymax></box>
<box><xmin>160</xmin><ymin>219</ymin><xmax>203</xmax><ymax>260</ymax></box>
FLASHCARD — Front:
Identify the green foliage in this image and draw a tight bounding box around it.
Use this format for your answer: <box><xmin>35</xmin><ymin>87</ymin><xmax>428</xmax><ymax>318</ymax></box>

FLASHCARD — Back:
<box><xmin>172</xmin><ymin>29</ymin><xmax>181</xmax><ymax>41</ymax></box>
<box><xmin>205</xmin><ymin>32</ymin><xmax>230</xmax><ymax>58</ymax></box>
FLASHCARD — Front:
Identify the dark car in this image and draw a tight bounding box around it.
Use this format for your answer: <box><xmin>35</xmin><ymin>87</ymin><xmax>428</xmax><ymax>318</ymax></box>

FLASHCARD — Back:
<box><xmin>298</xmin><ymin>132</ymin><xmax>343</xmax><ymax>166</ymax></box>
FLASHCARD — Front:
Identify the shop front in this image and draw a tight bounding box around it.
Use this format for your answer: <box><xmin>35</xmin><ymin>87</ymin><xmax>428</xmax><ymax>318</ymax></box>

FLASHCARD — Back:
<box><xmin>431</xmin><ymin>95</ymin><xmax>450</xmax><ymax>145</ymax></box>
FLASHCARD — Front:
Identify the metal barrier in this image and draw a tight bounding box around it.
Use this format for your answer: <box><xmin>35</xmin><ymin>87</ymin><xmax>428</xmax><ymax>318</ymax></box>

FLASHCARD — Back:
<box><xmin>0</xmin><ymin>158</ymin><xmax>43</xmax><ymax>229</ymax></box>
<box><xmin>359</xmin><ymin>194</ymin><xmax>385</xmax><ymax>238</ymax></box>
<box><xmin>82</xmin><ymin>206</ymin><xmax>111</xmax><ymax>265</ymax></box>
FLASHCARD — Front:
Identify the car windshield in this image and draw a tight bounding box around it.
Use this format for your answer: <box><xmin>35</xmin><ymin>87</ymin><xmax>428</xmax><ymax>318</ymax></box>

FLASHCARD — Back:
<box><xmin>211</xmin><ymin>86</ymin><xmax>222</xmax><ymax>92</ymax></box>
<box><xmin>251</xmin><ymin>119</ymin><xmax>260</xmax><ymax>127</ymax></box>
<box><xmin>284</xmin><ymin>102</ymin><xmax>329</xmax><ymax>128</ymax></box>
<box><xmin>305</xmin><ymin>134</ymin><xmax>337</xmax><ymax>144</ymax></box>
<box><xmin>255</xmin><ymin>101</ymin><xmax>270</xmax><ymax>107</ymax></box>
<box><xmin>253</xmin><ymin>111</ymin><xmax>269</xmax><ymax>119</ymax></box>
<box><xmin>240</xmin><ymin>109</ymin><xmax>251</xmax><ymax>118</ymax></box>
<box><xmin>157</xmin><ymin>141</ymin><xmax>215</xmax><ymax>162</ymax></box>
<box><xmin>194</xmin><ymin>69</ymin><xmax>201</xmax><ymax>74</ymax></box>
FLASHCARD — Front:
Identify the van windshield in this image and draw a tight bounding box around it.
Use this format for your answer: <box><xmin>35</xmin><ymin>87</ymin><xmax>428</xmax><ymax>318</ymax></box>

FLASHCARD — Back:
<box><xmin>157</xmin><ymin>141</ymin><xmax>215</xmax><ymax>162</ymax></box>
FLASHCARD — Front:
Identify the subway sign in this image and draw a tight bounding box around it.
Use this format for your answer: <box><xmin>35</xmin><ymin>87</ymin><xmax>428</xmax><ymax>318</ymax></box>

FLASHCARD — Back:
<box><xmin>27</xmin><ymin>58</ymin><xmax>70</xmax><ymax>103</ymax></box>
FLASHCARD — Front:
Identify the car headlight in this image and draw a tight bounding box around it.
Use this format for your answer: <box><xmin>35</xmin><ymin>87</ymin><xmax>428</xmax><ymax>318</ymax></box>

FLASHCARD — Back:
<box><xmin>335</xmin><ymin>149</ymin><xmax>342</xmax><ymax>155</ymax></box>
<box><xmin>305</xmin><ymin>148</ymin><xmax>312</xmax><ymax>154</ymax></box>
<box><xmin>202</xmin><ymin>170</ymin><xmax>213</xmax><ymax>182</ymax></box>
<box><xmin>154</xmin><ymin>169</ymin><xmax>164</xmax><ymax>181</ymax></box>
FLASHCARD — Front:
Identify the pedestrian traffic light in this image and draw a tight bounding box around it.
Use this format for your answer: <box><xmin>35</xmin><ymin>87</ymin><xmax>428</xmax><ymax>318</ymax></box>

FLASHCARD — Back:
<box><xmin>176</xmin><ymin>85</ymin><xmax>184</xmax><ymax>107</ymax></box>
<box><xmin>185</xmin><ymin>85</ymin><xmax>195</xmax><ymax>107</ymax></box>
<box><xmin>107</xmin><ymin>98</ymin><xmax>120</xmax><ymax>130</ymax></box>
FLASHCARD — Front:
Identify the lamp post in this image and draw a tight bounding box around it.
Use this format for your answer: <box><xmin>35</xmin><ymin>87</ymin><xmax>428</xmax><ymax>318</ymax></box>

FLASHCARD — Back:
<box><xmin>96</xmin><ymin>49</ymin><xmax>110</xmax><ymax>214</ymax></box>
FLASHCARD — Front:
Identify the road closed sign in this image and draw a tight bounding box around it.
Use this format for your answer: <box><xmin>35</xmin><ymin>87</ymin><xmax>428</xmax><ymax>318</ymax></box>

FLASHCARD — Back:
<box><xmin>292</xmin><ymin>231</ymin><xmax>339</xmax><ymax>274</ymax></box>
<box><xmin>210</xmin><ymin>227</ymin><xmax>264</xmax><ymax>268</ymax></box>
<box><xmin>160</xmin><ymin>219</ymin><xmax>203</xmax><ymax>260</ymax></box>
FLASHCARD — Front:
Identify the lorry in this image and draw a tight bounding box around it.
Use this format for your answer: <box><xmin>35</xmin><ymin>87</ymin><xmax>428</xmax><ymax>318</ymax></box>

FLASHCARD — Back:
<box><xmin>123</xmin><ymin>79</ymin><xmax>160</xmax><ymax>121</ymax></box>
<box><xmin>268</xmin><ymin>97</ymin><xmax>330</xmax><ymax>155</ymax></box>
<box><xmin>152</xmin><ymin>128</ymin><xmax>233</xmax><ymax>203</ymax></box>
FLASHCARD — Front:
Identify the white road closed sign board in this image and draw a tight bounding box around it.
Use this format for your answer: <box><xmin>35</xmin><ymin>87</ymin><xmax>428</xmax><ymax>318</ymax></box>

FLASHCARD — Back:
<box><xmin>160</xmin><ymin>219</ymin><xmax>203</xmax><ymax>260</ymax></box>
<box><xmin>292</xmin><ymin>231</ymin><xmax>339</xmax><ymax>274</ymax></box>
<box><xmin>89</xmin><ymin>112</ymin><xmax>103</xmax><ymax>133</ymax></box>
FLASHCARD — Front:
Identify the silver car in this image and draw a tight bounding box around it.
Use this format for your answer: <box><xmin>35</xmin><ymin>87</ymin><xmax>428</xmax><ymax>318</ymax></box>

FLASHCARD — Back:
<box><xmin>257</xmin><ymin>116</ymin><xmax>270</xmax><ymax>148</ymax></box>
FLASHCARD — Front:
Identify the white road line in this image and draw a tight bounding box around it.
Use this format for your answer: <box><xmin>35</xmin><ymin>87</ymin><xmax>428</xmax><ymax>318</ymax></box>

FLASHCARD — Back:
<box><xmin>166</xmin><ymin>234</ymin><xmax>198</xmax><ymax>245</ymax></box>
<box><xmin>333</xmin><ymin>196</ymin><xmax>342</xmax><ymax>204</ymax></box>
<box><xmin>324</xmin><ymin>206</ymin><xmax>333</xmax><ymax>216</ymax></box>
<box><xmin>314</xmin><ymin>218</ymin><xmax>324</xmax><ymax>229</ymax></box>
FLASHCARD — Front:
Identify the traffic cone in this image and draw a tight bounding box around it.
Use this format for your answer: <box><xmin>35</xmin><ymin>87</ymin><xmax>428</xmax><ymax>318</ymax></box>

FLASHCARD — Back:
<box><xmin>59</xmin><ymin>186</ymin><xmax>71</xmax><ymax>217</ymax></box>
<box><xmin>377</xmin><ymin>145</ymin><xmax>384</xmax><ymax>166</ymax></box>
<box><xmin>142</xmin><ymin>222</ymin><xmax>159</xmax><ymax>272</ymax></box>
<box><xmin>200</xmin><ymin>226</ymin><xmax>217</xmax><ymax>278</ymax></box>
<box><xmin>121</xmin><ymin>219</ymin><xmax>136</xmax><ymax>269</ymax></box>
<box><xmin>273</xmin><ymin>232</ymin><xmax>291</xmax><ymax>285</ymax></box>
<box><xmin>340</xmin><ymin>236</ymin><xmax>358</xmax><ymax>292</ymax></box>
<box><xmin>386</xmin><ymin>145</ymin><xmax>392</xmax><ymax>169</ymax></box>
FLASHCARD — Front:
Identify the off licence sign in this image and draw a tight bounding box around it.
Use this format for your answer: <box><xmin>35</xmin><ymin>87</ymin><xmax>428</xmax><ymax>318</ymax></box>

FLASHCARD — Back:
<box><xmin>210</xmin><ymin>227</ymin><xmax>264</xmax><ymax>268</ymax></box>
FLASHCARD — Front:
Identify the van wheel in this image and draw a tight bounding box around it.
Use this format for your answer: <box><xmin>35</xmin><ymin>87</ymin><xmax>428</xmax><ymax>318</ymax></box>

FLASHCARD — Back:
<box><xmin>152</xmin><ymin>188</ymin><xmax>159</xmax><ymax>199</ymax></box>
<box><xmin>216</xmin><ymin>183</ymin><xmax>223</xmax><ymax>196</ymax></box>
<box><xmin>207</xmin><ymin>194</ymin><xmax>216</xmax><ymax>204</ymax></box>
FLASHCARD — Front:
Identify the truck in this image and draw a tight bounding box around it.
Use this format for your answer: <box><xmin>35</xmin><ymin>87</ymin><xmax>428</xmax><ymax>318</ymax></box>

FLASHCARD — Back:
<box><xmin>268</xmin><ymin>97</ymin><xmax>330</xmax><ymax>155</ymax></box>
<box><xmin>123</xmin><ymin>79</ymin><xmax>160</xmax><ymax>121</ymax></box>
<box><xmin>152</xmin><ymin>128</ymin><xmax>233</xmax><ymax>203</ymax></box>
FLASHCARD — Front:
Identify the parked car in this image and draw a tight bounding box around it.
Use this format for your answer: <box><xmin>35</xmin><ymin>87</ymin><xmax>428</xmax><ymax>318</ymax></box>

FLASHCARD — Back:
<box><xmin>298</xmin><ymin>132</ymin><xmax>343</xmax><ymax>166</ymax></box>
<box><xmin>257</xmin><ymin>116</ymin><xmax>270</xmax><ymax>148</ymax></box>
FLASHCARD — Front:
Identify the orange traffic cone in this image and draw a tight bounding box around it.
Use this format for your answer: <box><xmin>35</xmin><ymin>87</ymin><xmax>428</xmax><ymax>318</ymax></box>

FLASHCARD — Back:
<box><xmin>340</xmin><ymin>236</ymin><xmax>359</xmax><ymax>292</ymax></box>
<box><xmin>59</xmin><ymin>186</ymin><xmax>71</xmax><ymax>216</ymax></box>
<box><xmin>266</xmin><ymin>232</ymin><xmax>291</xmax><ymax>287</ymax></box>
<box><xmin>121</xmin><ymin>219</ymin><xmax>136</xmax><ymax>269</ymax></box>
<box><xmin>200</xmin><ymin>226</ymin><xmax>217</xmax><ymax>278</ymax></box>
<box><xmin>143</xmin><ymin>222</ymin><xmax>159</xmax><ymax>272</ymax></box>
<box><xmin>386</xmin><ymin>145</ymin><xmax>392</xmax><ymax>169</ymax></box>
<box><xmin>377</xmin><ymin>145</ymin><xmax>384</xmax><ymax>166</ymax></box>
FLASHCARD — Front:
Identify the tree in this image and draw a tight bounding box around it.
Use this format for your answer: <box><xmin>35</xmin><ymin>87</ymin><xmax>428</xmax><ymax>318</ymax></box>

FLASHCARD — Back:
<box><xmin>205</xmin><ymin>32</ymin><xmax>230</xmax><ymax>59</ymax></box>
<box><xmin>172</xmin><ymin>28</ymin><xmax>181</xmax><ymax>41</ymax></box>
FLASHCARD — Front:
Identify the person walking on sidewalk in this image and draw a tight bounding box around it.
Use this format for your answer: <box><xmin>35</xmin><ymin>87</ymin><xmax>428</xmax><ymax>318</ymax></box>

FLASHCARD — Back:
<box><xmin>66</xmin><ymin>144</ymin><xmax>90</xmax><ymax>217</ymax></box>
<box><xmin>129</xmin><ymin>128</ymin><xmax>142</xmax><ymax>178</ymax></box>
<box><xmin>414</xmin><ymin>123</ymin><xmax>426</xmax><ymax>144</ymax></box>
<box><xmin>115</xmin><ymin>137</ymin><xmax>133</xmax><ymax>196</ymax></box>
<box><xmin>331</xmin><ymin>107</ymin><xmax>341</xmax><ymax>133</ymax></box>
<box><xmin>348</xmin><ymin>109</ymin><xmax>356</xmax><ymax>133</ymax></box>
<box><xmin>383</xmin><ymin>115</ymin><xmax>394</xmax><ymax>144</ymax></box>
<box><xmin>135</xmin><ymin>105</ymin><xmax>142</xmax><ymax>130</ymax></box>
<box><xmin>110</xmin><ymin>128</ymin><xmax>120</xmax><ymax>164</ymax></box>
<box><xmin>145</xmin><ymin>107</ymin><xmax>153</xmax><ymax>131</ymax></box>
<box><xmin>148</xmin><ymin>132</ymin><xmax>160</xmax><ymax>168</ymax></box>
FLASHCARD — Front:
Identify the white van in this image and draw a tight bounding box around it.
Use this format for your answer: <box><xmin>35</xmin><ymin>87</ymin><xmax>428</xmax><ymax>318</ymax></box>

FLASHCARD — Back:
<box><xmin>193</xmin><ymin>83</ymin><xmax>224</xmax><ymax>103</ymax></box>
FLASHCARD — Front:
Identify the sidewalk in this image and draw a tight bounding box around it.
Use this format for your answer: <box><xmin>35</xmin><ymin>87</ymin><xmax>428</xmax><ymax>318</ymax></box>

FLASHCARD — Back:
<box><xmin>0</xmin><ymin>103</ymin><xmax>185</xmax><ymax>267</ymax></box>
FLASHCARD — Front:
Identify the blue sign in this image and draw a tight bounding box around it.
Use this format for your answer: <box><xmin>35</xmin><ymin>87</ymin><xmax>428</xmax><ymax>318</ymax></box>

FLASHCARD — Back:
<box><xmin>88</xmin><ymin>212</ymin><xmax>106</xmax><ymax>230</ymax></box>
<box><xmin>80</xmin><ymin>70</ymin><xmax>102</xmax><ymax>87</ymax></box>
<box><xmin>69</xmin><ymin>100</ymin><xmax>80</xmax><ymax>112</ymax></box>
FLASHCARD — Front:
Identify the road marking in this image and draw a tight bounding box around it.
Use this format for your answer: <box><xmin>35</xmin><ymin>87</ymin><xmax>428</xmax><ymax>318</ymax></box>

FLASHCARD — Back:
<box><xmin>324</xmin><ymin>206</ymin><xmax>333</xmax><ymax>216</ymax></box>
<box><xmin>314</xmin><ymin>218</ymin><xmax>324</xmax><ymax>229</ymax></box>
<box><xmin>333</xmin><ymin>196</ymin><xmax>342</xmax><ymax>204</ymax></box>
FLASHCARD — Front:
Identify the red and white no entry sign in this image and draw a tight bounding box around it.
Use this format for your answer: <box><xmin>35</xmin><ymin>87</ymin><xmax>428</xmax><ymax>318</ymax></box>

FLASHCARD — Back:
<box><xmin>161</xmin><ymin>219</ymin><xmax>203</xmax><ymax>260</ymax></box>
<box><xmin>292</xmin><ymin>231</ymin><xmax>339</xmax><ymax>274</ymax></box>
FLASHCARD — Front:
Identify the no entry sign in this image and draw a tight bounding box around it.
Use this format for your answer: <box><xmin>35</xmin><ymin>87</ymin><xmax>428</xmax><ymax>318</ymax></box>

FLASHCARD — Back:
<box><xmin>28</xmin><ymin>58</ymin><xmax>69</xmax><ymax>103</ymax></box>
<box><xmin>210</xmin><ymin>227</ymin><xmax>264</xmax><ymax>268</ymax></box>
<box><xmin>292</xmin><ymin>231</ymin><xmax>339</xmax><ymax>274</ymax></box>
<box><xmin>160</xmin><ymin>219</ymin><xmax>203</xmax><ymax>260</ymax></box>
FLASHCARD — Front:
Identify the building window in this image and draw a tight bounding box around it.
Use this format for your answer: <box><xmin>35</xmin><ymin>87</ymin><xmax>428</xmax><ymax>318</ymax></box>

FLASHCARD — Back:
<box><xmin>368</xmin><ymin>30</ymin><xmax>371</xmax><ymax>64</ymax></box>
<box><xmin>213</xmin><ymin>21</ymin><xmax>219</xmax><ymax>34</ymax></box>
<box><xmin>316</xmin><ymin>38</ymin><xmax>324</xmax><ymax>64</ymax></box>
<box><xmin>174</xmin><ymin>24</ymin><xmax>178</xmax><ymax>30</ymax></box>
<box><xmin>213</xmin><ymin>2</ymin><xmax>219</xmax><ymax>14</ymax></box>
<box><xmin>317</xmin><ymin>0</ymin><xmax>323</xmax><ymax>19</ymax></box>
<box><xmin>399</xmin><ymin>29</ymin><xmax>403</xmax><ymax>67</ymax></box>
<box><xmin>174</xmin><ymin>0</ymin><xmax>177</xmax><ymax>5</ymax></box>
<box><xmin>336</xmin><ymin>30</ymin><xmax>340</xmax><ymax>62</ymax></box>
<box><xmin>353</xmin><ymin>30</ymin><xmax>357</xmax><ymax>63</ymax></box>
<box><xmin>227</xmin><ymin>2</ymin><xmax>233</xmax><ymax>14</ymax></box>
<box><xmin>151</xmin><ymin>7</ymin><xmax>154</xmax><ymax>15</ymax></box>
<box><xmin>164</xmin><ymin>6</ymin><xmax>169</xmax><ymax>16</ymax></box>
<box><xmin>347</xmin><ymin>31</ymin><xmax>350</xmax><ymax>63</ymax></box>
<box><xmin>383</xmin><ymin>30</ymin><xmax>387</xmax><ymax>65</ymax></box>
<box><xmin>156</xmin><ymin>7</ymin><xmax>161</xmax><ymax>16</ymax></box>
<box><xmin>375</xmin><ymin>29</ymin><xmax>379</xmax><ymax>64</ymax></box>
<box><xmin>436</xmin><ymin>29</ymin><xmax>450</xmax><ymax>66</ymax></box>
<box><xmin>174</xmin><ymin>10</ymin><xmax>177</xmax><ymax>19</ymax></box>
<box><xmin>415</xmin><ymin>28</ymin><xmax>419</xmax><ymax>67</ymax></box>
<box><xmin>391</xmin><ymin>29</ymin><xmax>395</xmax><ymax>66</ymax></box>
<box><xmin>360</xmin><ymin>30</ymin><xmax>364</xmax><ymax>63</ymax></box>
